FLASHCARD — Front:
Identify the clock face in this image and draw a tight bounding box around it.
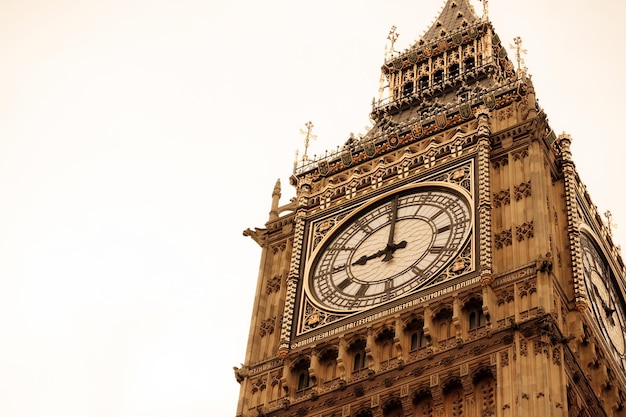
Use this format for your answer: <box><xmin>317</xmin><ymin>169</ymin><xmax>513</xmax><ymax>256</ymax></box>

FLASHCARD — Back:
<box><xmin>305</xmin><ymin>184</ymin><xmax>472</xmax><ymax>312</ymax></box>
<box><xmin>581</xmin><ymin>234</ymin><xmax>626</xmax><ymax>357</ymax></box>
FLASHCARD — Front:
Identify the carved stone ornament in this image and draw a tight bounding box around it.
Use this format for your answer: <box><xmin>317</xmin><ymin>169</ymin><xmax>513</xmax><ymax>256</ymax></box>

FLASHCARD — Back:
<box><xmin>266</xmin><ymin>275</ymin><xmax>282</xmax><ymax>294</ymax></box>
<box><xmin>515</xmin><ymin>220</ymin><xmax>534</xmax><ymax>242</ymax></box>
<box><xmin>494</xmin><ymin>228</ymin><xmax>512</xmax><ymax>249</ymax></box>
<box><xmin>513</xmin><ymin>180</ymin><xmax>531</xmax><ymax>201</ymax></box>
<box><xmin>492</xmin><ymin>189</ymin><xmax>510</xmax><ymax>208</ymax></box>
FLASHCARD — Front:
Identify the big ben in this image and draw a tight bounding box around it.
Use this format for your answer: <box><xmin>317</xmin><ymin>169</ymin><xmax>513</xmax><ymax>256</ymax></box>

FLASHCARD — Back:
<box><xmin>234</xmin><ymin>1</ymin><xmax>626</xmax><ymax>416</ymax></box>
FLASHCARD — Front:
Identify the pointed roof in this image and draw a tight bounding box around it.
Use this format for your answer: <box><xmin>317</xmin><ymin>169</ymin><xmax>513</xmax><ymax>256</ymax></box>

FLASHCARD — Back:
<box><xmin>420</xmin><ymin>0</ymin><xmax>481</xmax><ymax>44</ymax></box>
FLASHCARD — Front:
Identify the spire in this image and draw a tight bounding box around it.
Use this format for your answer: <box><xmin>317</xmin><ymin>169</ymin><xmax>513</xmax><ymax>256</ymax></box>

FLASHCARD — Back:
<box><xmin>269</xmin><ymin>179</ymin><xmax>281</xmax><ymax>221</ymax></box>
<box><xmin>419</xmin><ymin>0</ymin><xmax>480</xmax><ymax>44</ymax></box>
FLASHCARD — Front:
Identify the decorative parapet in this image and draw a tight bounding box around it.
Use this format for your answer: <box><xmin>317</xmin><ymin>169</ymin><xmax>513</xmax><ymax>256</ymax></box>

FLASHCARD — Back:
<box><xmin>293</xmin><ymin>77</ymin><xmax>530</xmax><ymax>180</ymax></box>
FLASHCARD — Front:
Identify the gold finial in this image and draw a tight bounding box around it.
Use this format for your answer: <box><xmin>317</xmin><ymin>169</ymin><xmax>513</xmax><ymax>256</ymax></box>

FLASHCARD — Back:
<box><xmin>481</xmin><ymin>0</ymin><xmax>489</xmax><ymax>19</ymax></box>
<box><xmin>510</xmin><ymin>36</ymin><xmax>527</xmax><ymax>73</ymax></box>
<box><xmin>299</xmin><ymin>121</ymin><xmax>316</xmax><ymax>162</ymax></box>
<box><xmin>386</xmin><ymin>26</ymin><xmax>399</xmax><ymax>60</ymax></box>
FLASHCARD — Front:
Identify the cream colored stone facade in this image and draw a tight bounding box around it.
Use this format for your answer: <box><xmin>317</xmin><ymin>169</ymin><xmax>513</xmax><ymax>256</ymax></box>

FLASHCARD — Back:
<box><xmin>235</xmin><ymin>1</ymin><xmax>626</xmax><ymax>416</ymax></box>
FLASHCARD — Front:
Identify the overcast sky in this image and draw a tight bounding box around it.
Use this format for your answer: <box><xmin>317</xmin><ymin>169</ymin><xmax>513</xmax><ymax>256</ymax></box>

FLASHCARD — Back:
<box><xmin>1</xmin><ymin>1</ymin><xmax>626</xmax><ymax>416</ymax></box>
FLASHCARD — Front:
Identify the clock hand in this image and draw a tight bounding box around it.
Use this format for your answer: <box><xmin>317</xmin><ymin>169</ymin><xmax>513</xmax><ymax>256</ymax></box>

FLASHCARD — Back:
<box><xmin>351</xmin><ymin>240</ymin><xmax>408</xmax><ymax>266</ymax></box>
<box><xmin>352</xmin><ymin>249</ymin><xmax>387</xmax><ymax>266</ymax></box>
<box><xmin>382</xmin><ymin>195</ymin><xmax>400</xmax><ymax>262</ymax></box>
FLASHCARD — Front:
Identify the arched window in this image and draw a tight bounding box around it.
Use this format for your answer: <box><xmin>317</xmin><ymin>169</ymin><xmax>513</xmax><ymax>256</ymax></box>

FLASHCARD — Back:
<box><xmin>443</xmin><ymin>380</ymin><xmax>464</xmax><ymax>417</ymax></box>
<box><xmin>350</xmin><ymin>339</ymin><xmax>368</xmax><ymax>373</ymax></box>
<box><xmin>469</xmin><ymin>310</ymin><xmax>486</xmax><ymax>329</ymax></box>
<box><xmin>406</xmin><ymin>318</ymin><xmax>428</xmax><ymax>352</ymax></box>
<box><xmin>412</xmin><ymin>390</ymin><xmax>433</xmax><ymax>417</ymax></box>
<box><xmin>382</xmin><ymin>398</ymin><xmax>404</xmax><ymax>417</ymax></box>
<box><xmin>319</xmin><ymin>349</ymin><xmax>339</xmax><ymax>386</ymax></box>
<box><xmin>464</xmin><ymin>297</ymin><xmax>486</xmax><ymax>331</ymax></box>
<box><xmin>376</xmin><ymin>327</ymin><xmax>396</xmax><ymax>370</ymax></box>
<box><xmin>353</xmin><ymin>352</ymin><xmax>367</xmax><ymax>371</ymax></box>
<box><xmin>464</xmin><ymin>57</ymin><xmax>475</xmax><ymax>72</ymax></box>
<box><xmin>292</xmin><ymin>358</ymin><xmax>311</xmax><ymax>392</ymax></box>
<box><xmin>434</xmin><ymin>308</ymin><xmax>454</xmax><ymax>346</ymax></box>
<box><xmin>474</xmin><ymin>369</ymin><xmax>496</xmax><ymax>416</ymax></box>
<box><xmin>297</xmin><ymin>372</ymin><xmax>310</xmax><ymax>391</ymax></box>
<box><xmin>410</xmin><ymin>330</ymin><xmax>428</xmax><ymax>350</ymax></box>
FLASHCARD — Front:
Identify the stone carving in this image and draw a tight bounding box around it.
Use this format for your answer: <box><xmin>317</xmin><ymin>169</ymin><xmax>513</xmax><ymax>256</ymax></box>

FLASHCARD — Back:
<box><xmin>432</xmin><ymin>163</ymin><xmax>472</xmax><ymax>192</ymax></box>
<box><xmin>280</xmin><ymin>212</ymin><xmax>307</xmax><ymax>355</ymax></box>
<box><xmin>259</xmin><ymin>317</ymin><xmax>276</xmax><ymax>337</ymax></box>
<box><xmin>491</xmin><ymin>155</ymin><xmax>508</xmax><ymax>169</ymax></box>
<box><xmin>500</xmin><ymin>351</ymin><xmax>509</xmax><ymax>367</ymax></box>
<box><xmin>552</xmin><ymin>346</ymin><xmax>561</xmax><ymax>366</ymax></box>
<box><xmin>492</xmin><ymin>189</ymin><xmax>510</xmax><ymax>207</ymax></box>
<box><xmin>511</xmin><ymin>148</ymin><xmax>528</xmax><ymax>161</ymax></box>
<box><xmin>513</xmin><ymin>180</ymin><xmax>531</xmax><ymax>201</ymax></box>
<box><xmin>496</xmin><ymin>290</ymin><xmax>514</xmax><ymax>305</ymax></box>
<box><xmin>266</xmin><ymin>275</ymin><xmax>282</xmax><ymax>294</ymax></box>
<box><xmin>515</xmin><ymin>221</ymin><xmax>534</xmax><ymax>242</ymax></box>
<box><xmin>520</xmin><ymin>338</ymin><xmax>528</xmax><ymax>357</ymax></box>
<box><xmin>494</xmin><ymin>228</ymin><xmax>512</xmax><ymax>249</ymax></box>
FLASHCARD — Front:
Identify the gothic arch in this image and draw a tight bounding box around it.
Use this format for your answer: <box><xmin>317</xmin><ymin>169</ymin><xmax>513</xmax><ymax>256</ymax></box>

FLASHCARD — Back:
<box><xmin>382</xmin><ymin>397</ymin><xmax>404</xmax><ymax>417</ymax></box>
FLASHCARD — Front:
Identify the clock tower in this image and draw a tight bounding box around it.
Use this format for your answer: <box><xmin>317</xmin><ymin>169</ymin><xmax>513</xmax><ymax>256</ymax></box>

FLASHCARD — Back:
<box><xmin>235</xmin><ymin>1</ymin><xmax>626</xmax><ymax>416</ymax></box>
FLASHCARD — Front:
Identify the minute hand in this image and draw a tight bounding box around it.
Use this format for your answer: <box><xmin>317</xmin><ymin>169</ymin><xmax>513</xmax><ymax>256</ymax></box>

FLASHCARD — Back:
<box><xmin>382</xmin><ymin>195</ymin><xmax>399</xmax><ymax>262</ymax></box>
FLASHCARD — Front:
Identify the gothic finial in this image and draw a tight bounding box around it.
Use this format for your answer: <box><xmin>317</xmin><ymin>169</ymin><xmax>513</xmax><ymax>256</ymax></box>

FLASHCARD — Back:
<box><xmin>510</xmin><ymin>36</ymin><xmax>527</xmax><ymax>74</ymax></box>
<box><xmin>269</xmin><ymin>179</ymin><xmax>282</xmax><ymax>221</ymax></box>
<box><xmin>605</xmin><ymin>210</ymin><xmax>617</xmax><ymax>237</ymax></box>
<box><xmin>481</xmin><ymin>0</ymin><xmax>489</xmax><ymax>19</ymax></box>
<box><xmin>273</xmin><ymin>178</ymin><xmax>281</xmax><ymax>197</ymax></box>
<box><xmin>293</xmin><ymin>149</ymin><xmax>299</xmax><ymax>174</ymax></box>
<box><xmin>386</xmin><ymin>26</ymin><xmax>399</xmax><ymax>60</ymax></box>
<box><xmin>299</xmin><ymin>121</ymin><xmax>316</xmax><ymax>162</ymax></box>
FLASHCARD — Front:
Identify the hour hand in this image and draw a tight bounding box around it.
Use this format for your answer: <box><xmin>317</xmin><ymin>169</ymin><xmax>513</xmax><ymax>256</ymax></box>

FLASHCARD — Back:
<box><xmin>352</xmin><ymin>240</ymin><xmax>408</xmax><ymax>266</ymax></box>
<box><xmin>352</xmin><ymin>249</ymin><xmax>386</xmax><ymax>266</ymax></box>
<box><xmin>382</xmin><ymin>240</ymin><xmax>407</xmax><ymax>262</ymax></box>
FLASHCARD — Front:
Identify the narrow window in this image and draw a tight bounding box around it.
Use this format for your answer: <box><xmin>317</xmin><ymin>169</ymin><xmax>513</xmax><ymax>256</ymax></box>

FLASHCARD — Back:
<box><xmin>449</xmin><ymin>63</ymin><xmax>460</xmax><ymax>79</ymax></box>
<box><xmin>433</xmin><ymin>70</ymin><xmax>444</xmax><ymax>85</ymax></box>
<box><xmin>353</xmin><ymin>352</ymin><xmax>367</xmax><ymax>371</ymax></box>
<box><xmin>297</xmin><ymin>371</ymin><xmax>310</xmax><ymax>390</ymax></box>
<box><xmin>403</xmin><ymin>81</ymin><xmax>414</xmax><ymax>96</ymax></box>
<box><xmin>419</xmin><ymin>76</ymin><xmax>429</xmax><ymax>90</ymax></box>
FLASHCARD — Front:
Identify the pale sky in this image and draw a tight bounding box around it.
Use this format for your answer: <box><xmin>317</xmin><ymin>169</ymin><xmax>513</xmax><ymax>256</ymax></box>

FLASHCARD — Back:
<box><xmin>1</xmin><ymin>1</ymin><xmax>625</xmax><ymax>416</ymax></box>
